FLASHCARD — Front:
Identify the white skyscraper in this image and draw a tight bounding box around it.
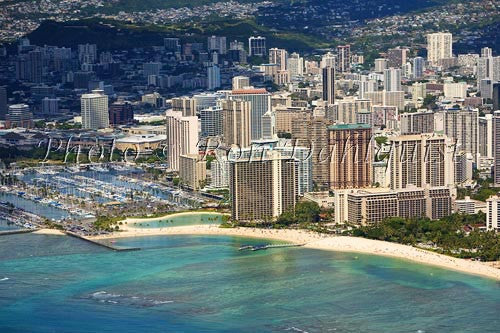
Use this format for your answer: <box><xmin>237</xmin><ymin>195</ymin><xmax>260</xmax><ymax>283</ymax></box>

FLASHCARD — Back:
<box><xmin>165</xmin><ymin>110</ymin><xmax>199</xmax><ymax>171</ymax></box>
<box><xmin>481</xmin><ymin>47</ymin><xmax>492</xmax><ymax>58</ymax></box>
<box><xmin>81</xmin><ymin>89</ymin><xmax>109</xmax><ymax>130</ymax></box>
<box><xmin>359</xmin><ymin>75</ymin><xmax>377</xmax><ymax>99</ymax></box>
<box><xmin>374</xmin><ymin>58</ymin><xmax>388</xmax><ymax>73</ymax></box>
<box><xmin>383</xmin><ymin>68</ymin><xmax>402</xmax><ymax>92</ymax></box>
<box><xmin>402</xmin><ymin>62</ymin><xmax>412</xmax><ymax>79</ymax></box>
<box><xmin>486</xmin><ymin>196</ymin><xmax>500</xmax><ymax>231</ymax></box>
<box><xmin>321</xmin><ymin>52</ymin><xmax>336</xmax><ymax>69</ymax></box>
<box><xmin>477</xmin><ymin>51</ymin><xmax>500</xmax><ymax>87</ymax></box>
<box><xmin>427</xmin><ymin>32</ymin><xmax>453</xmax><ymax>65</ymax></box>
<box><xmin>207</xmin><ymin>65</ymin><xmax>221</xmax><ymax>90</ymax></box>
<box><xmin>210</xmin><ymin>153</ymin><xmax>230</xmax><ymax>188</ymax></box>
<box><xmin>287</xmin><ymin>52</ymin><xmax>304</xmax><ymax>78</ymax></box>
<box><xmin>493</xmin><ymin>111</ymin><xmax>500</xmax><ymax>186</ymax></box>
<box><xmin>443</xmin><ymin>82</ymin><xmax>467</xmax><ymax>99</ymax></box>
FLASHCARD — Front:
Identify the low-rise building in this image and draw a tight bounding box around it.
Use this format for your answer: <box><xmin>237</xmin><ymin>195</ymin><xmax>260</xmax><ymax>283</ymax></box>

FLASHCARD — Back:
<box><xmin>334</xmin><ymin>185</ymin><xmax>455</xmax><ymax>225</ymax></box>
<box><xmin>455</xmin><ymin>196</ymin><xmax>486</xmax><ymax>215</ymax></box>
<box><xmin>115</xmin><ymin>134</ymin><xmax>166</xmax><ymax>155</ymax></box>
<box><xmin>303</xmin><ymin>191</ymin><xmax>335</xmax><ymax>209</ymax></box>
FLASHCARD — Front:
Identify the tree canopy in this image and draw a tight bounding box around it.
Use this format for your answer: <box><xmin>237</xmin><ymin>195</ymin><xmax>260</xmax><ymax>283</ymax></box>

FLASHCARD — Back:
<box><xmin>352</xmin><ymin>213</ymin><xmax>500</xmax><ymax>261</ymax></box>
<box><xmin>277</xmin><ymin>201</ymin><xmax>321</xmax><ymax>226</ymax></box>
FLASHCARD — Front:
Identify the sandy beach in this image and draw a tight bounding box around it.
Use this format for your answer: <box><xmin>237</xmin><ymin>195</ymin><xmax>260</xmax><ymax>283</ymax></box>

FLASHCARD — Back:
<box><xmin>33</xmin><ymin>228</ymin><xmax>66</xmax><ymax>235</ymax></box>
<box><xmin>89</xmin><ymin>224</ymin><xmax>500</xmax><ymax>281</ymax></box>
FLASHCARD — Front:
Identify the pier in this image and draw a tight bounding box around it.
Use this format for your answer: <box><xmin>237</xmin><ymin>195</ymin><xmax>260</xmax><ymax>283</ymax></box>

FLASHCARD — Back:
<box><xmin>64</xmin><ymin>231</ymin><xmax>141</xmax><ymax>252</ymax></box>
<box><xmin>239</xmin><ymin>243</ymin><xmax>305</xmax><ymax>251</ymax></box>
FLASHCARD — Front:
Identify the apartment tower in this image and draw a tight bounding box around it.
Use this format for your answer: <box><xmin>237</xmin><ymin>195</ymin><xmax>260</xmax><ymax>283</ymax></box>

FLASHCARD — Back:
<box><xmin>328</xmin><ymin>123</ymin><xmax>372</xmax><ymax>189</ymax></box>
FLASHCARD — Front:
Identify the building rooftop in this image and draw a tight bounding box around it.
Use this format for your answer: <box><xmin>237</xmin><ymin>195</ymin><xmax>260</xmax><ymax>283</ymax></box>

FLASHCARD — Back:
<box><xmin>328</xmin><ymin>123</ymin><xmax>371</xmax><ymax>130</ymax></box>
<box><xmin>231</xmin><ymin>88</ymin><xmax>268</xmax><ymax>95</ymax></box>
<box><xmin>116</xmin><ymin>134</ymin><xmax>166</xmax><ymax>144</ymax></box>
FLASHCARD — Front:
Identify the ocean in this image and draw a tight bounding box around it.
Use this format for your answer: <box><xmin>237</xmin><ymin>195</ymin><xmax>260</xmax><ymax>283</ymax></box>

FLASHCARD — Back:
<box><xmin>0</xmin><ymin>233</ymin><xmax>499</xmax><ymax>332</ymax></box>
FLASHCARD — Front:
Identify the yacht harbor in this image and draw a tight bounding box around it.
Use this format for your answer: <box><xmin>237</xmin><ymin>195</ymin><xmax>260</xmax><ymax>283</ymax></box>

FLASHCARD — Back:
<box><xmin>0</xmin><ymin>163</ymin><xmax>221</xmax><ymax>235</ymax></box>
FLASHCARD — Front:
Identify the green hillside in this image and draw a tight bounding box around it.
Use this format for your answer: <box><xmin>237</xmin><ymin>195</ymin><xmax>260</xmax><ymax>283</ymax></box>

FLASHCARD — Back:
<box><xmin>27</xmin><ymin>18</ymin><xmax>333</xmax><ymax>52</ymax></box>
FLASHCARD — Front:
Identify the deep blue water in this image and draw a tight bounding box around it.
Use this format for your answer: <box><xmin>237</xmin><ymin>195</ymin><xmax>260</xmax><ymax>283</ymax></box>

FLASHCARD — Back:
<box><xmin>0</xmin><ymin>233</ymin><xmax>499</xmax><ymax>332</ymax></box>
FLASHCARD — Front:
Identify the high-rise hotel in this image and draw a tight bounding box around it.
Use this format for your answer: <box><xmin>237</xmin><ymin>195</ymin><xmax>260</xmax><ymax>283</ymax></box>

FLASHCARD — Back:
<box><xmin>230</xmin><ymin>87</ymin><xmax>271</xmax><ymax>141</ymax></box>
<box><xmin>165</xmin><ymin>110</ymin><xmax>198</xmax><ymax>171</ymax></box>
<box><xmin>494</xmin><ymin>111</ymin><xmax>500</xmax><ymax>186</ymax></box>
<box><xmin>221</xmin><ymin>99</ymin><xmax>252</xmax><ymax>148</ymax></box>
<box><xmin>389</xmin><ymin>134</ymin><xmax>455</xmax><ymax>190</ymax></box>
<box><xmin>229</xmin><ymin>151</ymin><xmax>298</xmax><ymax>222</ymax></box>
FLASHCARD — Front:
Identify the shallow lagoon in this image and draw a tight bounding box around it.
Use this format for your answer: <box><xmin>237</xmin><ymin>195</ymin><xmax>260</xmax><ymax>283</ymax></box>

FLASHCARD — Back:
<box><xmin>126</xmin><ymin>212</ymin><xmax>225</xmax><ymax>228</ymax></box>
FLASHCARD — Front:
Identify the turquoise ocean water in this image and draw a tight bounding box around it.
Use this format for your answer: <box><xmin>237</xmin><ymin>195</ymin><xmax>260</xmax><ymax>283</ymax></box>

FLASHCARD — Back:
<box><xmin>0</xmin><ymin>233</ymin><xmax>499</xmax><ymax>332</ymax></box>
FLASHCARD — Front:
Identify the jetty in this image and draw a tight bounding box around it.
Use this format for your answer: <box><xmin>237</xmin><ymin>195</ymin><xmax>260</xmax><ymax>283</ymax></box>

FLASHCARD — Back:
<box><xmin>0</xmin><ymin>229</ymin><xmax>36</xmax><ymax>236</ymax></box>
<box><xmin>64</xmin><ymin>231</ymin><xmax>141</xmax><ymax>252</ymax></box>
<box><xmin>239</xmin><ymin>243</ymin><xmax>305</xmax><ymax>252</ymax></box>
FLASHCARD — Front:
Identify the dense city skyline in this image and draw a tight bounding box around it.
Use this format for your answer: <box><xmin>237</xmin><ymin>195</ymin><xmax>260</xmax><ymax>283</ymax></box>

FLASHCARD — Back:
<box><xmin>1</xmin><ymin>1</ymin><xmax>500</xmax><ymax>332</ymax></box>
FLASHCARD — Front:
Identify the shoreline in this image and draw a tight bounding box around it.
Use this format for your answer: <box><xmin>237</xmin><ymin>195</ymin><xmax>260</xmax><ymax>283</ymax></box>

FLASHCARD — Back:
<box><xmin>89</xmin><ymin>224</ymin><xmax>500</xmax><ymax>281</ymax></box>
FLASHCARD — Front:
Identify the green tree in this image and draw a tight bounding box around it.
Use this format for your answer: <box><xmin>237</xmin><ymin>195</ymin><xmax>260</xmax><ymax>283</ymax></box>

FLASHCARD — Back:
<box><xmin>276</xmin><ymin>201</ymin><xmax>321</xmax><ymax>225</ymax></box>
<box><xmin>34</xmin><ymin>120</ymin><xmax>46</xmax><ymax>129</ymax></box>
<box><xmin>295</xmin><ymin>201</ymin><xmax>321</xmax><ymax>223</ymax></box>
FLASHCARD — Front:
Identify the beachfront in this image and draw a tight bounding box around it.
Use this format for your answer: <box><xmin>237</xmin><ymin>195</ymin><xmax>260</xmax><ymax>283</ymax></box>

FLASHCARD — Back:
<box><xmin>90</xmin><ymin>223</ymin><xmax>500</xmax><ymax>281</ymax></box>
